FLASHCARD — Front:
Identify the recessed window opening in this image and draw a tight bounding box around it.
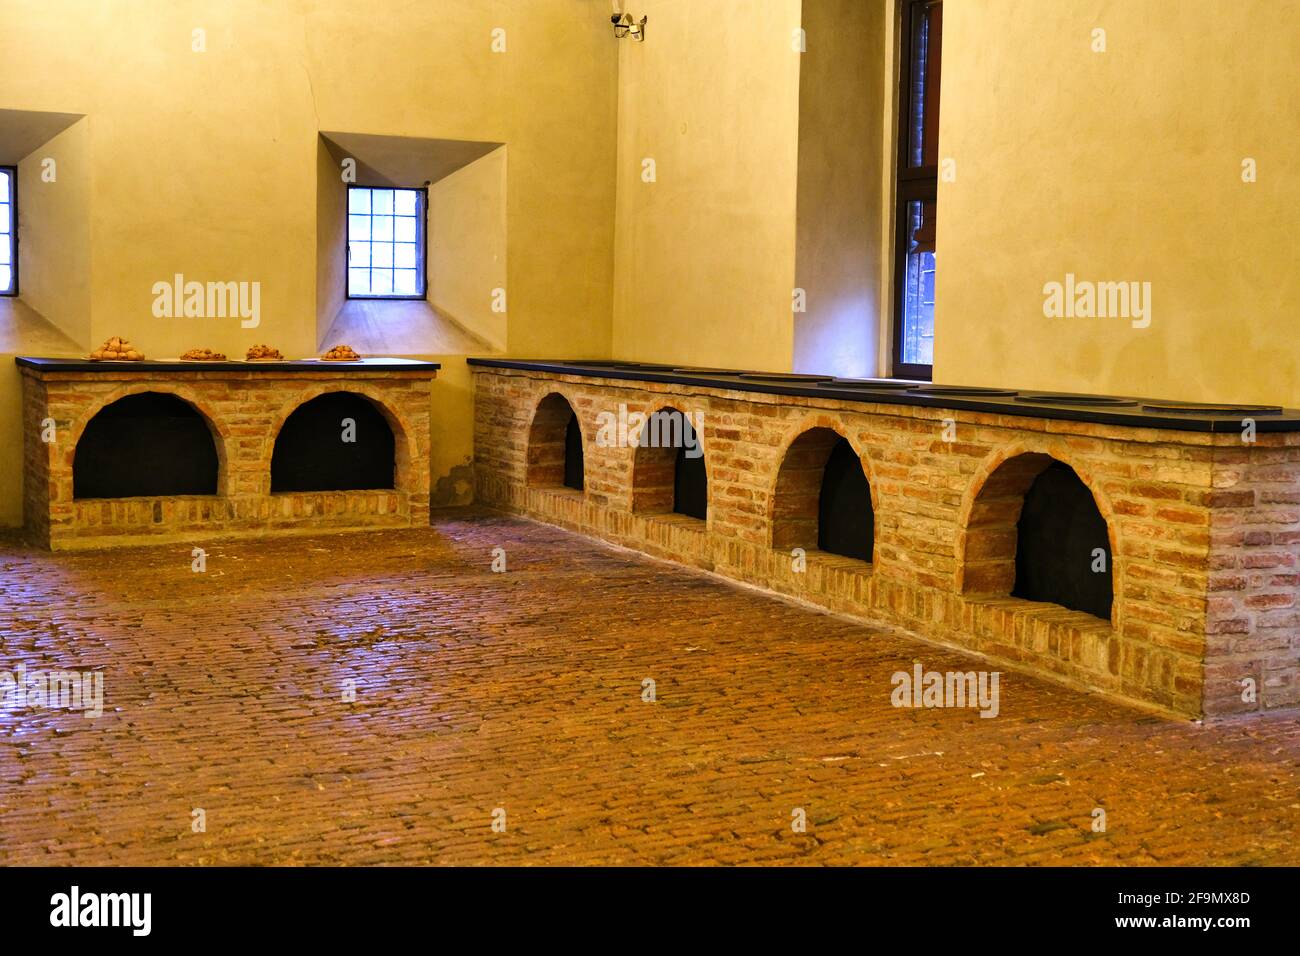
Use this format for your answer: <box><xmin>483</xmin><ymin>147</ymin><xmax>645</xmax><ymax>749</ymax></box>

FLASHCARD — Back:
<box><xmin>0</xmin><ymin>166</ymin><xmax>17</xmax><ymax>296</ymax></box>
<box><xmin>346</xmin><ymin>186</ymin><xmax>427</xmax><ymax>299</ymax></box>
<box><xmin>892</xmin><ymin>0</ymin><xmax>942</xmax><ymax>379</ymax></box>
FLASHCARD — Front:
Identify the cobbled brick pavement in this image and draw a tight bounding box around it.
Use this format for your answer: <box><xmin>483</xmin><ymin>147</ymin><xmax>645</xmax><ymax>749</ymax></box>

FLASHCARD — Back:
<box><xmin>1</xmin><ymin>510</ymin><xmax>1296</xmax><ymax>865</ymax></box>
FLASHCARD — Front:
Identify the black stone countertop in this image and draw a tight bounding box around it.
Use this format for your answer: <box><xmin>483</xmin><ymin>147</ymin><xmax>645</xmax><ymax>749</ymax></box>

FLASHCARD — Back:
<box><xmin>467</xmin><ymin>358</ymin><xmax>1300</xmax><ymax>434</ymax></box>
<box><xmin>17</xmin><ymin>357</ymin><xmax>441</xmax><ymax>374</ymax></box>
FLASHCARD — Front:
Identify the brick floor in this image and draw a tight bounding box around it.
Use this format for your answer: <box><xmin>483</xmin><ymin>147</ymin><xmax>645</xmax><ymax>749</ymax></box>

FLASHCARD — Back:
<box><xmin>0</xmin><ymin>509</ymin><xmax>1297</xmax><ymax>865</ymax></box>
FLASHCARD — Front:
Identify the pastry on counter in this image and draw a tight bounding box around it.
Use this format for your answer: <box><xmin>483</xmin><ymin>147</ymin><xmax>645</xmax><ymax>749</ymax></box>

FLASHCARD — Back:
<box><xmin>320</xmin><ymin>344</ymin><xmax>361</xmax><ymax>362</ymax></box>
<box><xmin>180</xmin><ymin>347</ymin><xmax>227</xmax><ymax>361</ymax></box>
<box><xmin>89</xmin><ymin>337</ymin><xmax>144</xmax><ymax>361</ymax></box>
<box><xmin>245</xmin><ymin>344</ymin><xmax>284</xmax><ymax>361</ymax></box>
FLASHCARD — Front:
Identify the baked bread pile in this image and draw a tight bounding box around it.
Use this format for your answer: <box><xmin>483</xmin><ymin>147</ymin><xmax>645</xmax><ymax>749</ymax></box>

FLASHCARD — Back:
<box><xmin>320</xmin><ymin>344</ymin><xmax>361</xmax><ymax>361</ymax></box>
<box><xmin>180</xmin><ymin>347</ymin><xmax>227</xmax><ymax>361</ymax></box>
<box><xmin>245</xmin><ymin>344</ymin><xmax>284</xmax><ymax>360</ymax></box>
<box><xmin>90</xmin><ymin>337</ymin><xmax>144</xmax><ymax>361</ymax></box>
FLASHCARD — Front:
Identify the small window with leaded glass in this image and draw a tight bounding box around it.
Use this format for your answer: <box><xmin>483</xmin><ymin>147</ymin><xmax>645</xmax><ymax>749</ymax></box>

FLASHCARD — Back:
<box><xmin>346</xmin><ymin>186</ymin><xmax>426</xmax><ymax>299</ymax></box>
<box><xmin>0</xmin><ymin>166</ymin><xmax>17</xmax><ymax>296</ymax></box>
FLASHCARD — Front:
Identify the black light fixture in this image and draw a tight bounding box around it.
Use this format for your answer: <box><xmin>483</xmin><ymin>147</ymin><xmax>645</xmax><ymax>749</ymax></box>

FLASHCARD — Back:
<box><xmin>610</xmin><ymin>1</ymin><xmax>646</xmax><ymax>41</ymax></box>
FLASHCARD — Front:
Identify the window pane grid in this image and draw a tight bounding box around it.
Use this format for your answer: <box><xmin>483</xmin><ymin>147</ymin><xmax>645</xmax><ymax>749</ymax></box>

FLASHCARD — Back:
<box><xmin>347</xmin><ymin>187</ymin><xmax>424</xmax><ymax>298</ymax></box>
<box><xmin>0</xmin><ymin>167</ymin><xmax>14</xmax><ymax>295</ymax></box>
<box><xmin>901</xmin><ymin>200</ymin><xmax>935</xmax><ymax>367</ymax></box>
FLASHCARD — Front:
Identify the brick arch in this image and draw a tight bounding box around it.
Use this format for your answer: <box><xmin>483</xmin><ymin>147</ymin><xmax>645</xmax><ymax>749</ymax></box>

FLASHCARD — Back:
<box><xmin>265</xmin><ymin>386</ymin><xmax>418</xmax><ymax>495</ymax></box>
<box><xmin>69</xmin><ymin>384</ymin><xmax>232</xmax><ymax>496</ymax></box>
<box><xmin>526</xmin><ymin>390</ymin><xmax>587</xmax><ymax>490</ymax></box>
<box><xmin>768</xmin><ymin>413</ymin><xmax>878</xmax><ymax>553</ymax></box>
<box><xmin>957</xmin><ymin>443</ymin><xmax>1120</xmax><ymax>616</ymax></box>
<box><xmin>630</xmin><ymin>402</ymin><xmax>710</xmax><ymax>517</ymax></box>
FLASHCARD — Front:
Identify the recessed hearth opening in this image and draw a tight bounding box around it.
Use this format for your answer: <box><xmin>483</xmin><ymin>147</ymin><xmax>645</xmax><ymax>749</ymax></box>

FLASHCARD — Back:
<box><xmin>964</xmin><ymin>454</ymin><xmax>1113</xmax><ymax>620</ymax></box>
<box><xmin>632</xmin><ymin>408</ymin><xmax>707</xmax><ymax>520</ymax></box>
<box><xmin>1013</xmin><ymin>462</ymin><xmax>1113</xmax><ymax>618</ymax></box>
<box><xmin>73</xmin><ymin>392</ymin><xmax>219</xmax><ymax>499</ymax></box>
<box><xmin>271</xmin><ymin>392</ymin><xmax>396</xmax><ymax>492</ymax></box>
<box><xmin>772</xmin><ymin>427</ymin><xmax>873</xmax><ymax>561</ymax></box>
<box><xmin>527</xmin><ymin>393</ymin><xmax>584</xmax><ymax>491</ymax></box>
<box><xmin>565</xmin><ymin>414</ymin><xmax>584</xmax><ymax>491</ymax></box>
<box><xmin>818</xmin><ymin>437</ymin><xmax>873</xmax><ymax>560</ymax></box>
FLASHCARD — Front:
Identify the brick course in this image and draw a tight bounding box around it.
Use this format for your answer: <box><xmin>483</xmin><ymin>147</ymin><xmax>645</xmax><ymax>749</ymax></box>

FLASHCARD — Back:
<box><xmin>20</xmin><ymin>365</ymin><xmax>436</xmax><ymax>550</ymax></box>
<box><xmin>471</xmin><ymin>367</ymin><xmax>1300</xmax><ymax>719</ymax></box>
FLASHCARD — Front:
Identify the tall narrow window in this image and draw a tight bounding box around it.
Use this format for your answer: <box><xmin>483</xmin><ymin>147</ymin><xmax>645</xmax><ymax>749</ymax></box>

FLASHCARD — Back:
<box><xmin>0</xmin><ymin>166</ymin><xmax>16</xmax><ymax>296</ymax></box>
<box><xmin>892</xmin><ymin>0</ymin><xmax>942</xmax><ymax>379</ymax></box>
<box><xmin>346</xmin><ymin>186</ymin><xmax>427</xmax><ymax>299</ymax></box>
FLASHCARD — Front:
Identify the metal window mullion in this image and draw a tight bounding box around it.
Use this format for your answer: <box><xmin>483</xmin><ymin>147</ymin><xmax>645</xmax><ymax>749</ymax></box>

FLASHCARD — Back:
<box><xmin>418</xmin><ymin>188</ymin><xmax>429</xmax><ymax>298</ymax></box>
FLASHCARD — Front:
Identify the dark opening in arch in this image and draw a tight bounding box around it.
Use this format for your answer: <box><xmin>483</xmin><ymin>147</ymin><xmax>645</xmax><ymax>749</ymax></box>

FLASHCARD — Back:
<box><xmin>817</xmin><ymin>437</ymin><xmax>873</xmax><ymax>560</ymax></box>
<box><xmin>772</xmin><ymin>427</ymin><xmax>873</xmax><ymax>561</ymax></box>
<box><xmin>271</xmin><ymin>392</ymin><xmax>395</xmax><ymax>492</ymax></box>
<box><xmin>564</xmin><ymin>413</ymin><xmax>584</xmax><ymax>491</ymax></box>
<box><xmin>528</xmin><ymin>393</ymin><xmax>584</xmax><ymax>492</ymax></box>
<box><xmin>73</xmin><ymin>392</ymin><xmax>218</xmax><ymax>499</ymax></box>
<box><xmin>631</xmin><ymin>408</ymin><xmax>706</xmax><ymax>519</ymax></box>
<box><xmin>673</xmin><ymin>433</ymin><xmax>707</xmax><ymax>520</ymax></box>
<box><xmin>1012</xmin><ymin>462</ymin><xmax>1112</xmax><ymax>619</ymax></box>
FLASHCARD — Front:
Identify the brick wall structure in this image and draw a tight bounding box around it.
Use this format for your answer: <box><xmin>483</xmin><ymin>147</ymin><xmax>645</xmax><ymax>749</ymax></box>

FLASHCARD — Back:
<box><xmin>470</xmin><ymin>365</ymin><xmax>1300</xmax><ymax>719</ymax></box>
<box><xmin>19</xmin><ymin>361</ymin><xmax>437</xmax><ymax>550</ymax></box>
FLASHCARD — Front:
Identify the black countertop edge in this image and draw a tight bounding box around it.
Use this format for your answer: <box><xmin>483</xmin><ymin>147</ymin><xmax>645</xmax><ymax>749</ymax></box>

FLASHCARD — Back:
<box><xmin>465</xmin><ymin>359</ymin><xmax>1300</xmax><ymax>434</ymax></box>
<box><xmin>16</xmin><ymin>357</ymin><xmax>441</xmax><ymax>373</ymax></box>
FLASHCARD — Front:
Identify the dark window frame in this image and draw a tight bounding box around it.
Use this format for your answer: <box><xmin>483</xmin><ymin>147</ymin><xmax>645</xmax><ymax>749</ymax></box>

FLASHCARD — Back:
<box><xmin>1</xmin><ymin>164</ymin><xmax>18</xmax><ymax>297</ymax></box>
<box><xmin>344</xmin><ymin>184</ymin><xmax>429</xmax><ymax>301</ymax></box>
<box><xmin>891</xmin><ymin>0</ymin><xmax>941</xmax><ymax>380</ymax></box>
